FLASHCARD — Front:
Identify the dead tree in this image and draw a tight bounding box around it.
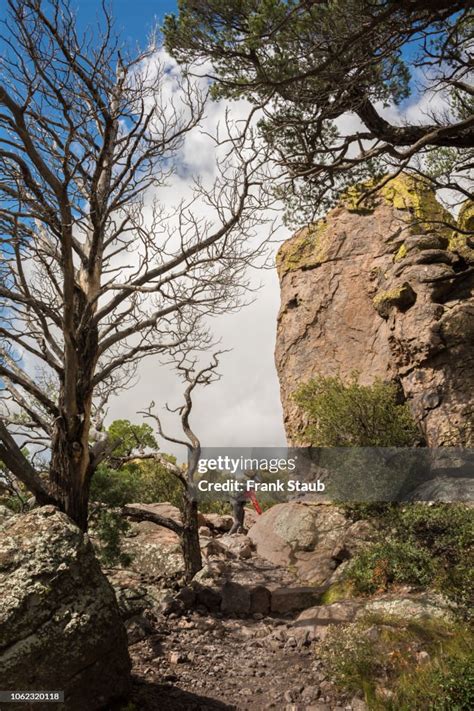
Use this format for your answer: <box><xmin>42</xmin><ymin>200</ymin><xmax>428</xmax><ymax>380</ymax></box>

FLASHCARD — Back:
<box><xmin>123</xmin><ymin>351</ymin><xmax>224</xmax><ymax>581</ymax></box>
<box><xmin>0</xmin><ymin>0</ymin><xmax>271</xmax><ymax>530</ymax></box>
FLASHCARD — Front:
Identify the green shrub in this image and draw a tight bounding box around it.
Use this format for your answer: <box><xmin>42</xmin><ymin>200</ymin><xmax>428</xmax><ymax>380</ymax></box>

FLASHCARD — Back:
<box><xmin>347</xmin><ymin>539</ymin><xmax>436</xmax><ymax>594</ymax></box>
<box><xmin>344</xmin><ymin>504</ymin><xmax>474</xmax><ymax>615</ymax></box>
<box><xmin>91</xmin><ymin>459</ymin><xmax>184</xmax><ymax>509</ymax></box>
<box><xmin>393</xmin><ymin>505</ymin><xmax>474</xmax><ymax>615</ymax></box>
<box><xmin>93</xmin><ymin>509</ymin><xmax>132</xmax><ymax>567</ymax></box>
<box><xmin>293</xmin><ymin>373</ymin><xmax>419</xmax><ymax>446</ymax></box>
<box><xmin>91</xmin><ymin>461</ymin><xmax>231</xmax><ymax>515</ymax></box>
<box><xmin>394</xmin><ymin>504</ymin><xmax>473</xmax><ymax>559</ymax></box>
<box><xmin>319</xmin><ymin>615</ymin><xmax>474</xmax><ymax>710</ymax></box>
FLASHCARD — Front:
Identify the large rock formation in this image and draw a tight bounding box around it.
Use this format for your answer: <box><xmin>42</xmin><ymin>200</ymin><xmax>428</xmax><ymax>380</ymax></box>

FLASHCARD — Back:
<box><xmin>276</xmin><ymin>176</ymin><xmax>474</xmax><ymax>446</ymax></box>
<box><xmin>0</xmin><ymin>507</ymin><xmax>131</xmax><ymax>710</ymax></box>
<box><xmin>248</xmin><ymin>501</ymin><xmax>374</xmax><ymax>585</ymax></box>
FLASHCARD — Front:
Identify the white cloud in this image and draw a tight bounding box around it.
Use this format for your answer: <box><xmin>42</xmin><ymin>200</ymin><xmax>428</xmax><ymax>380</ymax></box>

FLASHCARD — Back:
<box><xmin>107</xmin><ymin>49</ymin><xmax>288</xmax><ymax>459</ymax></box>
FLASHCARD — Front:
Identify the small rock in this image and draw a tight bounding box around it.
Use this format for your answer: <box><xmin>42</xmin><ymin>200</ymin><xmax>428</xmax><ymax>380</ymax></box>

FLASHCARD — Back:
<box><xmin>364</xmin><ymin>625</ymin><xmax>379</xmax><ymax>641</ymax></box>
<box><xmin>240</xmin><ymin>687</ymin><xmax>253</xmax><ymax>697</ymax></box>
<box><xmin>163</xmin><ymin>673</ymin><xmax>179</xmax><ymax>682</ymax></box>
<box><xmin>169</xmin><ymin>651</ymin><xmax>187</xmax><ymax>664</ymax></box>
<box><xmin>416</xmin><ymin>650</ymin><xmax>430</xmax><ymax>663</ymax></box>
<box><xmin>319</xmin><ymin>680</ymin><xmax>334</xmax><ymax>693</ymax></box>
<box><xmin>301</xmin><ymin>686</ymin><xmax>320</xmax><ymax>702</ymax></box>
<box><xmin>378</xmin><ymin>687</ymin><xmax>394</xmax><ymax>701</ymax></box>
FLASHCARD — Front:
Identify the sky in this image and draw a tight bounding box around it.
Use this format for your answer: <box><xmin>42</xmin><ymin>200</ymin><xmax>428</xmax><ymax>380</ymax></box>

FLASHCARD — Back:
<box><xmin>0</xmin><ymin>2</ymin><xmax>447</xmax><ymax>462</ymax></box>
<box><xmin>74</xmin><ymin>0</ymin><xmax>289</xmax><ymax>456</ymax></box>
<box><xmin>70</xmin><ymin>0</ymin><xmax>177</xmax><ymax>44</ymax></box>
<box><xmin>0</xmin><ymin>0</ymin><xmax>288</xmax><ymax>460</ymax></box>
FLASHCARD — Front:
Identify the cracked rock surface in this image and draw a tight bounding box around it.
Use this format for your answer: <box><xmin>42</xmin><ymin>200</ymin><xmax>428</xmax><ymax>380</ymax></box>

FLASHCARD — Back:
<box><xmin>276</xmin><ymin>180</ymin><xmax>474</xmax><ymax>447</ymax></box>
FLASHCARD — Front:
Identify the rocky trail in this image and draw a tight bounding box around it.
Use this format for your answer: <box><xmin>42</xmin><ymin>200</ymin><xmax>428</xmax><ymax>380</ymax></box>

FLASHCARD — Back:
<box><xmin>103</xmin><ymin>501</ymin><xmax>453</xmax><ymax>711</ymax></box>
<box><xmin>107</xmin><ymin>505</ymin><xmax>376</xmax><ymax>711</ymax></box>
<box><xmin>128</xmin><ymin>608</ymin><xmax>330</xmax><ymax>711</ymax></box>
<box><xmin>1</xmin><ymin>503</ymin><xmax>458</xmax><ymax>711</ymax></box>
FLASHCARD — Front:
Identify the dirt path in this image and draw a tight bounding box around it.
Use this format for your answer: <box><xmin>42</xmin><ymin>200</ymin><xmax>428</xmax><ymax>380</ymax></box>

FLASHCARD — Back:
<box><xmin>127</xmin><ymin>609</ymin><xmax>352</xmax><ymax>710</ymax></box>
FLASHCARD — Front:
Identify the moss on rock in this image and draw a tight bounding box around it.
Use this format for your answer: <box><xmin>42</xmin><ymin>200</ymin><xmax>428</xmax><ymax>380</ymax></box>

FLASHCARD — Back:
<box><xmin>320</xmin><ymin>580</ymin><xmax>355</xmax><ymax>605</ymax></box>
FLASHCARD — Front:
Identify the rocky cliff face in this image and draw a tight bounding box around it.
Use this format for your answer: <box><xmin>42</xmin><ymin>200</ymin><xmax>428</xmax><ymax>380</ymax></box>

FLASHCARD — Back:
<box><xmin>275</xmin><ymin>176</ymin><xmax>474</xmax><ymax>446</ymax></box>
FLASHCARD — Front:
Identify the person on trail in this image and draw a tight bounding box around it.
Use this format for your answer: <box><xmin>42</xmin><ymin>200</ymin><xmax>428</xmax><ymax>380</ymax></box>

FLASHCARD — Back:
<box><xmin>229</xmin><ymin>480</ymin><xmax>262</xmax><ymax>534</ymax></box>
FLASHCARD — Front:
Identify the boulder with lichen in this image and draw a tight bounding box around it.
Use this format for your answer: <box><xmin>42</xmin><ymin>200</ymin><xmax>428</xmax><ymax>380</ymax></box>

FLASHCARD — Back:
<box><xmin>0</xmin><ymin>507</ymin><xmax>131</xmax><ymax>710</ymax></box>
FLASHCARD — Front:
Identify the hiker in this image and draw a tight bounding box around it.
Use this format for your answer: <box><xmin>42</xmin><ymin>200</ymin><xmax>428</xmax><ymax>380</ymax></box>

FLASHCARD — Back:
<box><xmin>229</xmin><ymin>487</ymin><xmax>263</xmax><ymax>534</ymax></box>
<box><xmin>229</xmin><ymin>489</ymin><xmax>247</xmax><ymax>534</ymax></box>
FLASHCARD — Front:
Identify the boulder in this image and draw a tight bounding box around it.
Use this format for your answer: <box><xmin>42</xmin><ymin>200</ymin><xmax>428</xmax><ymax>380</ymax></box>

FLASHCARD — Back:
<box><xmin>195</xmin><ymin>584</ymin><xmax>222</xmax><ymax>612</ymax></box>
<box><xmin>250</xmin><ymin>585</ymin><xmax>272</xmax><ymax>615</ymax></box>
<box><xmin>359</xmin><ymin>592</ymin><xmax>454</xmax><ymax>621</ymax></box>
<box><xmin>407</xmin><ymin>476</ymin><xmax>474</xmax><ymax>502</ymax></box>
<box><xmin>107</xmin><ymin>568</ymin><xmax>158</xmax><ymax>620</ymax></box>
<box><xmin>121</xmin><ymin>503</ymin><xmax>183</xmax><ymax>577</ymax></box>
<box><xmin>218</xmin><ymin>533</ymin><xmax>254</xmax><ymax>559</ymax></box>
<box><xmin>221</xmin><ymin>581</ymin><xmax>251</xmax><ymax>616</ymax></box>
<box><xmin>292</xmin><ymin>592</ymin><xmax>454</xmax><ymax>643</ymax></box>
<box><xmin>271</xmin><ymin>587</ymin><xmax>323</xmax><ymax>615</ymax></box>
<box><xmin>0</xmin><ymin>507</ymin><xmax>131</xmax><ymax>710</ymax></box>
<box><xmin>294</xmin><ymin>600</ymin><xmax>363</xmax><ymax>641</ymax></box>
<box><xmin>200</xmin><ymin>512</ymin><xmax>234</xmax><ymax>532</ymax></box>
<box><xmin>248</xmin><ymin>501</ymin><xmax>371</xmax><ymax>585</ymax></box>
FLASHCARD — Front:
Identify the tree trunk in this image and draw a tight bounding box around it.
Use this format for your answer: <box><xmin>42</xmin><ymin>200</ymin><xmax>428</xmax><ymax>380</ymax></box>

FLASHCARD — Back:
<box><xmin>49</xmin><ymin>286</ymin><xmax>98</xmax><ymax>532</ymax></box>
<box><xmin>181</xmin><ymin>494</ymin><xmax>202</xmax><ymax>581</ymax></box>
<box><xmin>50</xmin><ymin>417</ymin><xmax>92</xmax><ymax>532</ymax></box>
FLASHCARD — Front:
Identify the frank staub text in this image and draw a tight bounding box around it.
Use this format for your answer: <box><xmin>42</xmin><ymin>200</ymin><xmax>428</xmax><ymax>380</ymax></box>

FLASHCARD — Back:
<box><xmin>196</xmin><ymin>456</ymin><xmax>325</xmax><ymax>493</ymax></box>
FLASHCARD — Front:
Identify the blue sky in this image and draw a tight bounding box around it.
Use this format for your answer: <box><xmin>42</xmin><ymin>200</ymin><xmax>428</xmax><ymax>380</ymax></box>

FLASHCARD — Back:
<box><xmin>73</xmin><ymin>1</ymin><xmax>177</xmax><ymax>45</ymax></box>
<box><xmin>0</xmin><ymin>2</ymin><xmax>178</xmax><ymax>47</ymax></box>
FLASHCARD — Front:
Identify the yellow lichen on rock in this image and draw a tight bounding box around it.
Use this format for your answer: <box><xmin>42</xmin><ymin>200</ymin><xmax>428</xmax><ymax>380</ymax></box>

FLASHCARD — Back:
<box><xmin>393</xmin><ymin>243</ymin><xmax>407</xmax><ymax>262</ymax></box>
<box><xmin>277</xmin><ymin>176</ymin><xmax>473</xmax><ymax>277</ymax></box>
<box><xmin>342</xmin><ymin>182</ymin><xmax>378</xmax><ymax>214</ymax></box>
<box><xmin>340</xmin><ymin>173</ymin><xmax>453</xmax><ymax>236</ymax></box>
<box><xmin>379</xmin><ymin>174</ymin><xmax>452</xmax><ymax>236</ymax></box>
<box><xmin>450</xmin><ymin>200</ymin><xmax>474</xmax><ymax>263</ymax></box>
<box><xmin>276</xmin><ymin>219</ymin><xmax>330</xmax><ymax>276</ymax></box>
<box><xmin>457</xmin><ymin>200</ymin><xmax>474</xmax><ymax>233</ymax></box>
<box><xmin>372</xmin><ymin>282</ymin><xmax>417</xmax><ymax>319</ymax></box>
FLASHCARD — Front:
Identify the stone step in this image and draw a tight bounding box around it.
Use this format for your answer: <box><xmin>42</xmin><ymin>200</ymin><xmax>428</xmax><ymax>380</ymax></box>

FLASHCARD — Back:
<box><xmin>174</xmin><ymin>580</ymin><xmax>325</xmax><ymax>618</ymax></box>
